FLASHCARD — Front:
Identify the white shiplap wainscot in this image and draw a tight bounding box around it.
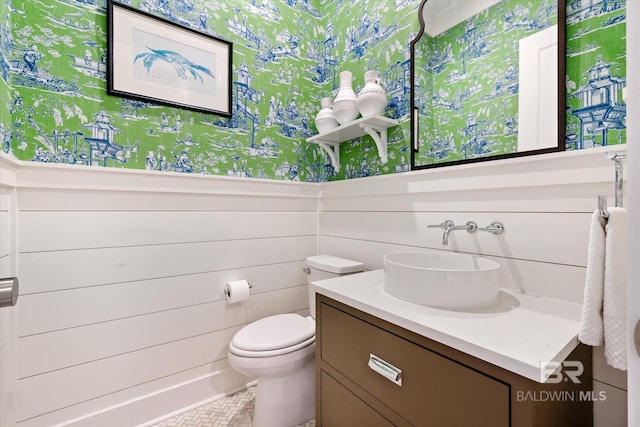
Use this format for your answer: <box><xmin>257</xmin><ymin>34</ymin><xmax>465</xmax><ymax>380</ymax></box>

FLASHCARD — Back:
<box><xmin>0</xmin><ymin>156</ymin><xmax>18</xmax><ymax>427</ymax></box>
<box><xmin>0</xmin><ymin>146</ymin><xmax>629</xmax><ymax>427</ymax></box>
<box><xmin>319</xmin><ymin>146</ymin><xmax>628</xmax><ymax>427</ymax></box>
<box><xmin>2</xmin><ymin>155</ymin><xmax>320</xmax><ymax>427</ymax></box>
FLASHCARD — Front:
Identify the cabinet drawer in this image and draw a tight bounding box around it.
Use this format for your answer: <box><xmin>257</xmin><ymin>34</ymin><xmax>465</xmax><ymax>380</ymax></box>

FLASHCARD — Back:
<box><xmin>319</xmin><ymin>302</ymin><xmax>510</xmax><ymax>427</ymax></box>
<box><xmin>321</xmin><ymin>371</ymin><xmax>395</xmax><ymax>427</ymax></box>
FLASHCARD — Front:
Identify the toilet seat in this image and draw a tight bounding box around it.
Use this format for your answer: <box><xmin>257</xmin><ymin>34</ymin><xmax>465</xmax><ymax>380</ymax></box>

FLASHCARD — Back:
<box><xmin>230</xmin><ymin>313</ymin><xmax>315</xmax><ymax>358</ymax></box>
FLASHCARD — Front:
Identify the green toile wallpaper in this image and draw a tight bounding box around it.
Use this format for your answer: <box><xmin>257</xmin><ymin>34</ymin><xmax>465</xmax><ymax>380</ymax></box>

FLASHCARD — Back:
<box><xmin>0</xmin><ymin>0</ymin><xmax>627</xmax><ymax>181</ymax></box>
<box><xmin>565</xmin><ymin>0</ymin><xmax>626</xmax><ymax>149</ymax></box>
<box><xmin>0</xmin><ymin>0</ymin><xmax>417</xmax><ymax>181</ymax></box>
<box><xmin>0</xmin><ymin>0</ymin><xmax>11</xmax><ymax>147</ymax></box>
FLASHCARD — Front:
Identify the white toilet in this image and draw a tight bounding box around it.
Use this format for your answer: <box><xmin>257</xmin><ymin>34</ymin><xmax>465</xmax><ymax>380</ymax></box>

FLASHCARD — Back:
<box><xmin>227</xmin><ymin>255</ymin><xmax>364</xmax><ymax>427</ymax></box>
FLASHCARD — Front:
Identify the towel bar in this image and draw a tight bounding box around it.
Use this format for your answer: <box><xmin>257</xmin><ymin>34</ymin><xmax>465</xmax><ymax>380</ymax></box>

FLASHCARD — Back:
<box><xmin>598</xmin><ymin>150</ymin><xmax>626</xmax><ymax>218</ymax></box>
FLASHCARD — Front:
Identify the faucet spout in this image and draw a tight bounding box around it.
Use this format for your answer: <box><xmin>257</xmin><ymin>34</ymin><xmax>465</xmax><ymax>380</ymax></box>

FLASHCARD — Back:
<box><xmin>442</xmin><ymin>221</ymin><xmax>477</xmax><ymax>245</ymax></box>
<box><xmin>442</xmin><ymin>226</ymin><xmax>455</xmax><ymax>245</ymax></box>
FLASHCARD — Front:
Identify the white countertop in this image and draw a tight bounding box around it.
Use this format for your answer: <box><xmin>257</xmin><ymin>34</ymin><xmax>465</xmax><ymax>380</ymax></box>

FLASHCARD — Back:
<box><xmin>310</xmin><ymin>270</ymin><xmax>583</xmax><ymax>383</ymax></box>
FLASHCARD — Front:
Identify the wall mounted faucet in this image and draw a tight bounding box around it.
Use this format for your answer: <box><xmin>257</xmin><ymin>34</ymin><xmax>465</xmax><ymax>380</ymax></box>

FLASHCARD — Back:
<box><xmin>428</xmin><ymin>220</ymin><xmax>504</xmax><ymax>246</ymax></box>
<box><xmin>428</xmin><ymin>220</ymin><xmax>476</xmax><ymax>245</ymax></box>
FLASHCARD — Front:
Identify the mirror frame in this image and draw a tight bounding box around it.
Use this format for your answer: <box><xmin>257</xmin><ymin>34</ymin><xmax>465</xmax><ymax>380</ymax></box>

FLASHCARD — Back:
<box><xmin>410</xmin><ymin>0</ymin><xmax>566</xmax><ymax>170</ymax></box>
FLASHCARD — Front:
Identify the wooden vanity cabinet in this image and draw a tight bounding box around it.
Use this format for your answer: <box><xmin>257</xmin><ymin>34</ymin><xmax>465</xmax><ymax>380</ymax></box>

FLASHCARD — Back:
<box><xmin>315</xmin><ymin>295</ymin><xmax>593</xmax><ymax>427</ymax></box>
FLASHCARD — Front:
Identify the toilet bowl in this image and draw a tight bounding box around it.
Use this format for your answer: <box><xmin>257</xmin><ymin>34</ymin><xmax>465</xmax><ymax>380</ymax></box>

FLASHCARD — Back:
<box><xmin>228</xmin><ymin>255</ymin><xmax>364</xmax><ymax>427</ymax></box>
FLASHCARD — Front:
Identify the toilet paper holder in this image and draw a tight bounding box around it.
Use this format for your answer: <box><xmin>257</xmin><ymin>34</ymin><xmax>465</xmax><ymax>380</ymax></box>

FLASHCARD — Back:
<box><xmin>224</xmin><ymin>281</ymin><xmax>253</xmax><ymax>298</ymax></box>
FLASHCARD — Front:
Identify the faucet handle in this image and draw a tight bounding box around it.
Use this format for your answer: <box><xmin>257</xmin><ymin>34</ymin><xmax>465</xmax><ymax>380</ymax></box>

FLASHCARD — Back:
<box><xmin>478</xmin><ymin>222</ymin><xmax>505</xmax><ymax>235</ymax></box>
<box><xmin>427</xmin><ymin>220</ymin><xmax>454</xmax><ymax>229</ymax></box>
<box><xmin>464</xmin><ymin>221</ymin><xmax>478</xmax><ymax>233</ymax></box>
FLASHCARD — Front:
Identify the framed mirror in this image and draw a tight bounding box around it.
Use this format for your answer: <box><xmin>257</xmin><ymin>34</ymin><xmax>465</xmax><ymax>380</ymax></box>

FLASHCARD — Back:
<box><xmin>410</xmin><ymin>0</ymin><xmax>565</xmax><ymax>169</ymax></box>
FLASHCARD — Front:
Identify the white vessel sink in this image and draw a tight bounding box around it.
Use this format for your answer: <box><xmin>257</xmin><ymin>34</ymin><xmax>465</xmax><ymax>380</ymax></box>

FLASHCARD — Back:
<box><xmin>383</xmin><ymin>252</ymin><xmax>501</xmax><ymax>308</ymax></box>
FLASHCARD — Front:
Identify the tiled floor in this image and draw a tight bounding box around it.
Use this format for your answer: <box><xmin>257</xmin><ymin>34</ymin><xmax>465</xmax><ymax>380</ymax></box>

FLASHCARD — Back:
<box><xmin>150</xmin><ymin>386</ymin><xmax>316</xmax><ymax>427</ymax></box>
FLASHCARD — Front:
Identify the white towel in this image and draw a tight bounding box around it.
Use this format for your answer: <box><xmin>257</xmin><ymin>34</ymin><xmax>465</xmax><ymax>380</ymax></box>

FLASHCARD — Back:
<box><xmin>578</xmin><ymin>208</ymin><xmax>628</xmax><ymax>371</ymax></box>
<box><xmin>578</xmin><ymin>211</ymin><xmax>607</xmax><ymax>346</ymax></box>
<box><xmin>603</xmin><ymin>207</ymin><xmax>627</xmax><ymax>370</ymax></box>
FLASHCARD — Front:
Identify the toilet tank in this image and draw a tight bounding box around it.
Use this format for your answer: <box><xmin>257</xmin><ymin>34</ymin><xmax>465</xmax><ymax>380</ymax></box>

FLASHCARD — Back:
<box><xmin>305</xmin><ymin>255</ymin><xmax>364</xmax><ymax>318</ymax></box>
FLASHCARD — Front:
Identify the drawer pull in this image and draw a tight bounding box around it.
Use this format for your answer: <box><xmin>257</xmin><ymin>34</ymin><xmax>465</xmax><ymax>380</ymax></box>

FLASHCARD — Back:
<box><xmin>368</xmin><ymin>353</ymin><xmax>402</xmax><ymax>386</ymax></box>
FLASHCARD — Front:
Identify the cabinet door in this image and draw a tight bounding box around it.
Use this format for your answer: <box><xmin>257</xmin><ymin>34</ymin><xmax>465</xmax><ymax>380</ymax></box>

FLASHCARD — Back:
<box><xmin>320</xmin><ymin>303</ymin><xmax>510</xmax><ymax>427</ymax></box>
<box><xmin>320</xmin><ymin>371</ymin><xmax>395</xmax><ymax>427</ymax></box>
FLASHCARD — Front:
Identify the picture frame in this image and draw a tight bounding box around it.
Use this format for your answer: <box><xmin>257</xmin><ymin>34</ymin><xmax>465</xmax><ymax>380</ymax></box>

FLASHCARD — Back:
<box><xmin>107</xmin><ymin>0</ymin><xmax>232</xmax><ymax>117</ymax></box>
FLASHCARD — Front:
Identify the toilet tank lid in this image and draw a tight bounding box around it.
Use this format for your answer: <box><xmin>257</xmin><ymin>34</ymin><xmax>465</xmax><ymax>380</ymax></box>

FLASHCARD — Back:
<box><xmin>306</xmin><ymin>255</ymin><xmax>364</xmax><ymax>274</ymax></box>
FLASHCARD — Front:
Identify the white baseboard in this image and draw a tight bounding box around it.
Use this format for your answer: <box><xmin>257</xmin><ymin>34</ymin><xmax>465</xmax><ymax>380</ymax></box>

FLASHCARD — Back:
<box><xmin>137</xmin><ymin>380</ymin><xmax>258</xmax><ymax>427</ymax></box>
<box><xmin>18</xmin><ymin>368</ymin><xmax>253</xmax><ymax>427</ymax></box>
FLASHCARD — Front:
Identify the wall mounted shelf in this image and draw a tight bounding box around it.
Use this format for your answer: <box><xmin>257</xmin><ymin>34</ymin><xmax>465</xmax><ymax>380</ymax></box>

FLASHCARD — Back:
<box><xmin>307</xmin><ymin>115</ymin><xmax>399</xmax><ymax>171</ymax></box>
